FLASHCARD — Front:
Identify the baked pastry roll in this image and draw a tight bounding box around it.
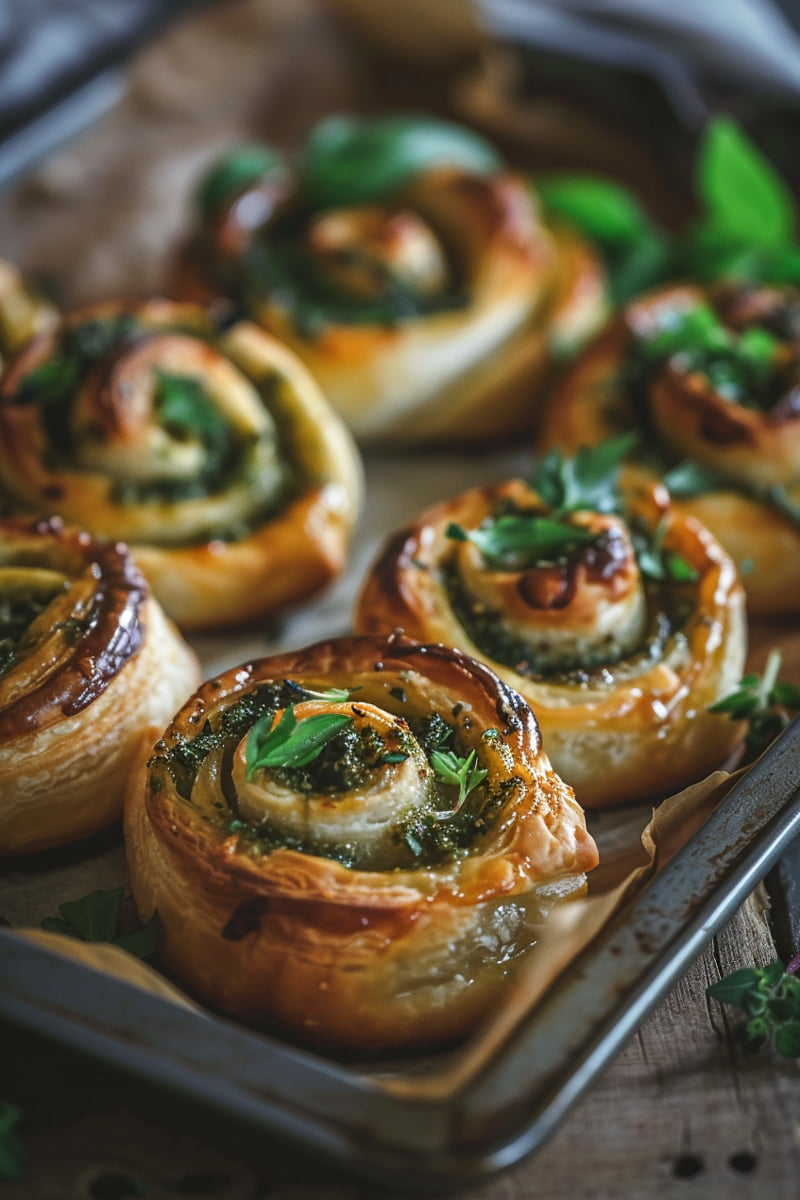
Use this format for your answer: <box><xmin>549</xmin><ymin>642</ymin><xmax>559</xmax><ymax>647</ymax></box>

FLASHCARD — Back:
<box><xmin>0</xmin><ymin>516</ymin><xmax>199</xmax><ymax>855</ymax></box>
<box><xmin>0</xmin><ymin>299</ymin><xmax>361</xmax><ymax>630</ymax></box>
<box><xmin>124</xmin><ymin>633</ymin><xmax>598</xmax><ymax>1051</ymax></box>
<box><xmin>355</xmin><ymin>471</ymin><xmax>747</xmax><ymax>808</ymax></box>
<box><xmin>537</xmin><ymin>280</ymin><xmax>800</xmax><ymax>615</ymax></box>
<box><xmin>172</xmin><ymin>115</ymin><xmax>607</xmax><ymax>445</ymax></box>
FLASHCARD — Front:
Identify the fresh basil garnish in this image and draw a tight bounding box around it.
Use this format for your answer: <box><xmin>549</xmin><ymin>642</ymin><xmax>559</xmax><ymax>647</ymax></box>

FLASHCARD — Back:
<box><xmin>709</xmin><ymin>647</ymin><xmax>800</xmax><ymax>763</ymax></box>
<box><xmin>40</xmin><ymin>888</ymin><xmax>160</xmax><ymax>959</ymax></box>
<box><xmin>245</xmin><ymin>706</ymin><xmax>354</xmax><ymax>776</ymax></box>
<box><xmin>446</xmin><ymin>515</ymin><xmax>597</xmax><ymax>570</ymax></box>
<box><xmin>300</xmin><ymin>113</ymin><xmax>501</xmax><ymax>208</ymax></box>
<box><xmin>197</xmin><ymin>143</ymin><xmax>286</xmax><ymax>222</ymax></box>
<box><xmin>707</xmin><ymin>958</ymin><xmax>800</xmax><ymax>1058</ymax></box>
<box><xmin>531</xmin><ymin>433</ymin><xmax>637</xmax><ymax>515</ymax></box>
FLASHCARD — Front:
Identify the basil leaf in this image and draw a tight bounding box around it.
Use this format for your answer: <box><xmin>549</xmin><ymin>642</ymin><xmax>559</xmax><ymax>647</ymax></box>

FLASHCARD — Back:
<box><xmin>531</xmin><ymin>433</ymin><xmax>636</xmax><ymax>515</ymax></box>
<box><xmin>536</xmin><ymin>175</ymin><xmax>652</xmax><ymax>246</ymax></box>
<box><xmin>662</xmin><ymin>460</ymin><xmax>723</xmax><ymax>498</ymax></box>
<box><xmin>606</xmin><ymin>229</ymin><xmax>674</xmax><ymax>304</ymax></box>
<box><xmin>300</xmin><ymin>114</ymin><xmax>501</xmax><ymax>208</ymax></box>
<box><xmin>707</xmin><ymin>967</ymin><xmax>762</xmax><ymax>1009</ymax></box>
<box><xmin>694</xmin><ymin>118</ymin><xmax>795</xmax><ymax>251</ymax></box>
<box><xmin>52</xmin><ymin>888</ymin><xmax>124</xmax><ymax>942</ymax></box>
<box><xmin>447</xmin><ymin>515</ymin><xmax>596</xmax><ymax>569</ymax></box>
<box><xmin>197</xmin><ymin>144</ymin><xmax>286</xmax><ymax>221</ymax></box>
<box><xmin>774</xmin><ymin>1020</ymin><xmax>800</xmax><ymax>1058</ymax></box>
<box><xmin>247</xmin><ymin>710</ymin><xmax>353</xmax><ymax>773</ymax></box>
<box><xmin>113</xmin><ymin>911</ymin><xmax>162</xmax><ymax>960</ymax></box>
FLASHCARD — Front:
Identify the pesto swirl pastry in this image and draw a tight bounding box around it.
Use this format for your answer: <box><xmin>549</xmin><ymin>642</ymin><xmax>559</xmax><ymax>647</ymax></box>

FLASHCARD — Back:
<box><xmin>0</xmin><ymin>299</ymin><xmax>361</xmax><ymax>630</ymax></box>
<box><xmin>124</xmin><ymin>633</ymin><xmax>598</xmax><ymax>1051</ymax></box>
<box><xmin>0</xmin><ymin>516</ymin><xmax>199</xmax><ymax>855</ymax></box>
<box><xmin>537</xmin><ymin>281</ymin><xmax>800</xmax><ymax>615</ymax></box>
<box><xmin>355</xmin><ymin>446</ymin><xmax>747</xmax><ymax>808</ymax></box>
<box><xmin>172</xmin><ymin>114</ymin><xmax>607</xmax><ymax>445</ymax></box>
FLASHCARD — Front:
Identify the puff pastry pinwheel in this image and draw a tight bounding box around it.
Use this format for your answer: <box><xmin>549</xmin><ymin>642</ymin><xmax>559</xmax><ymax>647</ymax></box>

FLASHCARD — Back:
<box><xmin>537</xmin><ymin>280</ymin><xmax>800</xmax><ymax>615</ymax></box>
<box><xmin>0</xmin><ymin>516</ymin><xmax>198</xmax><ymax>855</ymax></box>
<box><xmin>355</xmin><ymin>443</ymin><xmax>747</xmax><ymax>808</ymax></box>
<box><xmin>172</xmin><ymin>114</ymin><xmax>607</xmax><ymax>445</ymax></box>
<box><xmin>124</xmin><ymin>632</ymin><xmax>598</xmax><ymax>1051</ymax></box>
<box><xmin>0</xmin><ymin>299</ymin><xmax>361</xmax><ymax>630</ymax></box>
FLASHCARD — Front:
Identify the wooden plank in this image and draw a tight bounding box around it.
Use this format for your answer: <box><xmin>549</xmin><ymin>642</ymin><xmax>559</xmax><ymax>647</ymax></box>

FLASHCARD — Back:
<box><xmin>2</xmin><ymin>892</ymin><xmax>798</xmax><ymax>1198</ymax></box>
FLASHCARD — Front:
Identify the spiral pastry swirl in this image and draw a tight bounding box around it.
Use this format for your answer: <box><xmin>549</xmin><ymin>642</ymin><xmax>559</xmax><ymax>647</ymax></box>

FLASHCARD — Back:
<box><xmin>0</xmin><ymin>516</ymin><xmax>199</xmax><ymax>854</ymax></box>
<box><xmin>124</xmin><ymin>633</ymin><xmax>597</xmax><ymax>1050</ymax></box>
<box><xmin>173</xmin><ymin>117</ymin><xmax>606</xmax><ymax>445</ymax></box>
<box><xmin>537</xmin><ymin>281</ymin><xmax>800</xmax><ymax>615</ymax></box>
<box><xmin>355</xmin><ymin>478</ymin><xmax>747</xmax><ymax>808</ymax></box>
<box><xmin>0</xmin><ymin>299</ymin><xmax>361</xmax><ymax>629</ymax></box>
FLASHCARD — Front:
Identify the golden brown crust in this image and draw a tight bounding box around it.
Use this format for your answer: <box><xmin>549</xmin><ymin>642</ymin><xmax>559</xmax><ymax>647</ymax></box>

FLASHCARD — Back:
<box><xmin>354</xmin><ymin>479</ymin><xmax>747</xmax><ymax>808</ymax></box>
<box><xmin>124</xmin><ymin>633</ymin><xmax>597</xmax><ymax>1051</ymax></box>
<box><xmin>174</xmin><ymin>165</ymin><xmax>607</xmax><ymax>446</ymax></box>
<box><xmin>0</xmin><ymin>300</ymin><xmax>362</xmax><ymax>630</ymax></box>
<box><xmin>537</xmin><ymin>281</ymin><xmax>800</xmax><ymax>616</ymax></box>
<box><xmin>0</xmin><ymin>516</ymin><xmax>199</xmax><ymax>854</ymax></box>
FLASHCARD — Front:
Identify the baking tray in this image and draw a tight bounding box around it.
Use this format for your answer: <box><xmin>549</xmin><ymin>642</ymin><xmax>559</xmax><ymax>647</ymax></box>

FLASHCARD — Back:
<box><xmin>1</xmin><ymin>715</ymin><xmax>798</xmax><ymax>1192</ymax></box>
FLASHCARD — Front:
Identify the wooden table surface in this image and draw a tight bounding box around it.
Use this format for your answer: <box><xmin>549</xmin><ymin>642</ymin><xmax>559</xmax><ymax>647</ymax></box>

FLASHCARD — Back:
<box><xmin>1</xmin><ymin>2</ymin><xmax>799</xmax><ymax>1196</ymax></box>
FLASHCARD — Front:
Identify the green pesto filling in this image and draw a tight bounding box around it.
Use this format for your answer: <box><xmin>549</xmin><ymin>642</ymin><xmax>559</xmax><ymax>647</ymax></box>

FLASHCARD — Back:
<box><xmin>441</xmin><ymin>556</ymin><xmax>693</xmax><ymax>683</ymax></box>
<box><xmin>0</xmin><ymin>593</ymin><xmax>52</xmax><ymax>677</ymax></box>
<box><xmin>13</xmin><ymin>316</ymin><xmax>292</xmax><ymax>529</ymax></box>
<box><xmin>149</xmin><ymin>683</ymin><xmax>507</xmax><ymax>869</ymax></box>
<box><xmin>239</xmin><ymin>234</ymin><xmax>468</xmax><ymax>336</ymax></box>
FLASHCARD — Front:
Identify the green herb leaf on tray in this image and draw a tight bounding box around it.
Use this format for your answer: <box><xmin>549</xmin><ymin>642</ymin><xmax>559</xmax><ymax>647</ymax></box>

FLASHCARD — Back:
<box><xmin>245</xmin><ymin>706</ymin><xmax>354</xmax><ymax>776</ymax></box>
<box><xmin>300</xmin><ymin>113</ymin><xmax>501</xmax><ymax>209</ymax></box>
<box><xmin>446</xmin><ymin>515</ymin><xmax>597</xmax><ymax>570</ymax></box>
<box><xmin>40</xmin><ymin>888</ymin><xmax>160</xmax><ymax>960</ymax></box>
<box><xmin>709</xmin><ymin>648</ymin><xmax>800</xmax><ymax>763</ymax></box>
<box><xmin>535</xmin><ymin>175</ymin><xmax>654</xmax><ymax>245</ymax></box>
<box><xmin>0</xmin><ymin>1102</ymin><xmax>25</xmax><ymax>1183</ymax></box>
<box><xmin>430</xmin><ymin>748</ymin><xmax>488</xmax><ymax>814</ymax></box>
<box><xmin>531</xmin><ymin>433</ymin><xmax>637</xmax><ymax>516</ymax></box>
<box><xmin>707</xmin><ymin>957</ymin><xmax>800</xmax><ymax>1058</ymax></box>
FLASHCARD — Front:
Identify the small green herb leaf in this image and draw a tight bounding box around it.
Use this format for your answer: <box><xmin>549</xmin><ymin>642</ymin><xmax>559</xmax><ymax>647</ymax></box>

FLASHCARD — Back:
<box><xmin>709</xmin><ymin>648</ymin><xmax>800</xmax><ymax>762</ymax></box>
<box><xmin>301</xmin><ymin>113</ymin><xmax>501</xmax><ymax>208</ymax></box>
<box><xmin>0</xmin><ymin>1102</ymin><xmax>25</xmax><ymax>1183</ymax></box>
<box><xmin>694</xmin><ymin>118</ymin><xmax>796</xmax><ymax>252</ymax></box>
<box><xmin>532</xmin><ymin>433</ymin><xmax>637</xmax><ymax>515</ymax></box>
<box><xmin>40</xmin><ymin>889</ymin><xmax>159</xmax><ymax>959</ymax></box>
<box><xmin>446</xmin><ymin>515</ymin><xmax>596</xmax><ymax>570</ymax></box>
<box><xmin>154</xmin><ymin>370</ymin><xmax>229</xmax><ymax>443</ymax></box>
<box><xmin>52</xmin><ymin>887</ymin><xmax>124</xmax><ymax>942</ymax></box>
<box><xmin>707</xmin><ymin>957</ymin><xmax>800</xmax><ymax>1058</ymax></box>
<box><xmin>536</xmin><ymin>175</ymin><xmax>653</xmax><ymax>245</ymax></box>
<box><xmin>246</xmin><ymin>707</ymin><xmax>353</xmax><ymax>776</ymax></box>
<box><xmin>662</xmin><ymin>460</ymin><xmax>724</xmax><ymax>498</ymax></box>
<box><xmin>430</xmin><ymin>748</ymin><xmax>488</xmax><ymax>813</ymax></box>
<box><xmin>197</xmin><ymin>144</ymin><xmax>286</xmax><ymax>222</ymax></box>
<box><xmin>296</xmin><ymin>685</ymin><xmax>355</xmax><ymax>702</ymax></box>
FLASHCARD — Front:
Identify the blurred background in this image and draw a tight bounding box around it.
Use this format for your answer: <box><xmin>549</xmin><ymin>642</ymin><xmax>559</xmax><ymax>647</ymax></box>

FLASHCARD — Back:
<box><xmin>1</xmin><ymin>0</ymin><xmax>800</xmax><ymax>303</ymax></box>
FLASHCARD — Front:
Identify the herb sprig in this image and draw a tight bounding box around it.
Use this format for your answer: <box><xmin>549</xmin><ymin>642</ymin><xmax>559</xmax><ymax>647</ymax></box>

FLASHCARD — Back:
<box><xmin>709</xmin><ymin>648</ymin><xmax>800</xmax><ymax>763</ymax></box>
<box><xmin>531</xmin><ymin>433</ymin><xmax>637</xmax><ymax>515</ymax></box>
<box><xmin>446</xmin><ymin>515</ymin><xmax>596</xmax><ymax>569</ymax></box>
<box><xmin>40</xmin><ymin>888</ymin><xmax>160</xmax><ymax>959</ymax></box>
<box><xmin>245</xmin><ymin>706</ymin><xmax>353</xmax><ymax>776</ymax></box>
<box><xmin>430</xmin><ymin>748</ymin><xmax>488</xmax><ymax>815</ymax></box>
<box><xmin>707</xmin><ymin>957</ymin><xmax>800</xmax><ymax>1057</ymax></box>
<box><xmin>537</xmin><ymin>118</ymin><xmax>800</xmax><ymax>302</ymax></box>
